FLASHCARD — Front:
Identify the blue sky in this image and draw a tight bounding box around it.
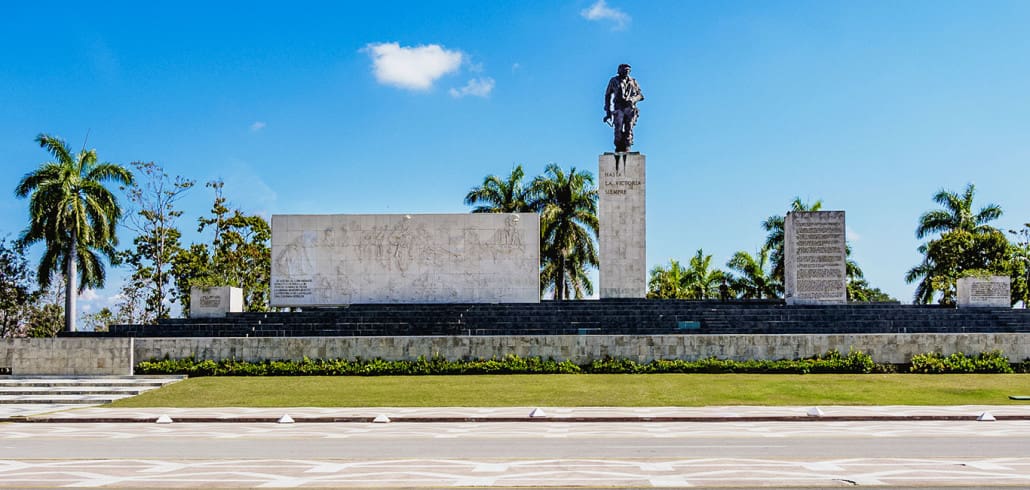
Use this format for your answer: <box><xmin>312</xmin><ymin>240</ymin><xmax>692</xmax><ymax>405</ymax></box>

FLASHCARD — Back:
<box><xmin>3</xmin><ymin>1</ymin><xmax>1030</xmax><ymax>315</ymax></box>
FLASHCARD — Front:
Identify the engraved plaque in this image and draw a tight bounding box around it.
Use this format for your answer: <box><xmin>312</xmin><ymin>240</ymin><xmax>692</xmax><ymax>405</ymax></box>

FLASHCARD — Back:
<box><xmin>784</xmin><ymin>211</ymin><xmax>847</xmax><ymax>305</ymax></box>
<box><xmin>957</xmin><ymin>276</ymin><xmax>1010</xmax><ymax>308</ymax></box>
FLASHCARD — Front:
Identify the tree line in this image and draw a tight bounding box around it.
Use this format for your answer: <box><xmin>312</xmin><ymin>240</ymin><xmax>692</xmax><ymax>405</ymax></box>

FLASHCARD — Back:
<box><xmin>4</xmin><ymin>134</ymin><xmax>270</xmax><ymax>334</ymax></box>
<box><xmin>3</xmin><ymin>134</ymin><xmax>1028</xmax><ymax>336</ymax></box>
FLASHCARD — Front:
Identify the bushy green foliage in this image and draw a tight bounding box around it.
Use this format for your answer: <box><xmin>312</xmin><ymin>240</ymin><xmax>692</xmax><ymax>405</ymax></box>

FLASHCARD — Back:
<box><xmin>137</xmin><ymin>350</ymin><xmax>880</xmax><ymax>376</ymax></box>
<box><xmin>909</xmin><ymin>350</ymin><xmax>1015</xmax><ymax>373</ymax></box>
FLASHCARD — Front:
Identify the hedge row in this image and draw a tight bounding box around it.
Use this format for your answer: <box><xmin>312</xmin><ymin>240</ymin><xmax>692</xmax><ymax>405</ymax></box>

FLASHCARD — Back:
<box><xmin>136</xmin><ymin>349</ymin><xmax>890</xmax><ymax>376</ymax></box>
<box><xmin>138</xmin><ymin>350</ymin><xmax>1030</xmax><ymax>376</ymax></box>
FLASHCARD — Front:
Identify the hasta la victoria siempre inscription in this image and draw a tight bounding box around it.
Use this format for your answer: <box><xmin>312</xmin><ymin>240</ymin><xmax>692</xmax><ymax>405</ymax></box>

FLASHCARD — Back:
<box><xmin>784</xmin><ymin>211</ymin><xmax>847</xmax><ymax>305</ymax></box>
<box><xmin>271</xmin><ymin>213</ymin><xmax>540</xmax><ymax>306</ymax></box>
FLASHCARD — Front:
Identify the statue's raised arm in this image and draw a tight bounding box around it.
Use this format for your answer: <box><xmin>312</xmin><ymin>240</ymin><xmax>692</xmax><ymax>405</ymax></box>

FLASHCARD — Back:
<box><xmin>603</xmin><ymin>63</ymin><xmax>644</xmax><ymax>152</ymax></box>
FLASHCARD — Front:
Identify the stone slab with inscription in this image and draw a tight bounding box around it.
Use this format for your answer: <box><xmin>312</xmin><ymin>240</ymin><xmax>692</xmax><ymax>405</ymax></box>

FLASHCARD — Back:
<box><xmin>271</xmin><ymin>213</ymin><xmax>540</xmax><ymax>306</ymax></box>
<box><xmin>599</xmin><ymin>152</ymin><xmax>646</xmax><ymax>298</ymax></box>
<box><xmin>190</xmin><ymin>286</ymin><xmax>244</xmax><ymax>318</ymax></box>
<box><xmin>957</xmin><ymin>276</ymin><xmax>1011</xmax><ymax>308</ymax></box>
<box><xmin>784</xmin><ymin>211</ymin><xmax>847</xmax><ymax>305</ymax></box>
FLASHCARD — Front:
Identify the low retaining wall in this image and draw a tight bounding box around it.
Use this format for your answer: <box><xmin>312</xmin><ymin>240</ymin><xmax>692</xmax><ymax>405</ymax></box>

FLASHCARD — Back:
<box><xmin>3</xmin><ymin>334</ymin><xmax>1029</xmax><ymax>375</ymax></box>
<box><xmin>135</xmin><ymin>333</ymin><xmax>1030</xmax><ymax>365</ymax></box>
<box><xmin>0</xmin><ymin>338</ymin><xmax>134</xmax><ymax>375</ymax></box>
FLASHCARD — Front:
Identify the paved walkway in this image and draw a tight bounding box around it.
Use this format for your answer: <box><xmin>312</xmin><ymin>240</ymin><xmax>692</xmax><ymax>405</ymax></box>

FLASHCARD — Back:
<box><xmin>2</xmin><ymin>418</ymin><xmax>1030</xmax><ymax>487</ymax></box>
<box><xmin>5</xmin><ymin>404</ymin><xmax>1029</xmax><ymax>422</ymax></box>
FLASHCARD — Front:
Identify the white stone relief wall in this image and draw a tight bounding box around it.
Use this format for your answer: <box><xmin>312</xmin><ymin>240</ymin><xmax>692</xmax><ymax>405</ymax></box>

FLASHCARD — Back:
<box><xmin>784</xmin><ymin>211</ymin><xmax>847</xmax><ymax>305</ymax></box>
<box><xmin>271</xmin><ymin>214</ymin><xmax>540</xmax><ymax>305</ymax></box>
<box><xmin>599</xmin><ymin>153</ymin><xmax>646</xmax><ymax>298</ymax></box>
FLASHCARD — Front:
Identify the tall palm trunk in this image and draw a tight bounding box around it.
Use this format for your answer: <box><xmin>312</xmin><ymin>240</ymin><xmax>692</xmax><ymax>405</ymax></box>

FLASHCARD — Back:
<box><xmin>65</xmin><ymin>230</ymin><xmax>77</xmax><ymax>333</ymax></box>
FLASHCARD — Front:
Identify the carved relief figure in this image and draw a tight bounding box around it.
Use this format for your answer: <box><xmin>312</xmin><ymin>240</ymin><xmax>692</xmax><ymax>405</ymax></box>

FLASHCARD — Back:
<box><xmin>275</xmin><ymin>232</ymin><xmax>315</xmax><ymax>275</ymax></box>
<box><xmin>603</xmin><ymin>63</ymin><xmax>644</xmax><ymax>152</ymax></box>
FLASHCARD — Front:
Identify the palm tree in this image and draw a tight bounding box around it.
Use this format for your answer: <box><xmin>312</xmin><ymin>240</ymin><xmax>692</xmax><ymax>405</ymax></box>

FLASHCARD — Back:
<box><xmin>726</xmin><ymin>247</ymin><xmax>779</xmax><ymax>299</ymax></box>
<box><xmin>464</xmin><ymin>164</ymin><xmax>538</xmax><ymax>213</ymax></box>
<box><xmin>15</xmin><ymin>134</ymin><xmax>133</xmax><ymax>332</ymax></box>
<box><xmin>684</xmin><ymin>249</ymin><xmax>725</xmax><ymax>299</ymax></box>
<box><xmin>647</xmin><ymin>259</ymin><xmax>689</xmax><ymax>299</ymax></box>
<box><xmin>532</xmin><ymin>164</ymin><xmax>598</xmax><ymax>300</ymax></box>
<box><xmin>907</xmin><ymin>183</ymin><xmax>1004</xmax><ymax>304</ymax></box>
<box><xmin>916</xmin><ymin>183</ymin><xmax>1002</xmax><ymax>239</ymax></box>
<box><xmin>762</xmin><ymin>197</ymin><xmax>822</xmax><ymax>284</ymax></box>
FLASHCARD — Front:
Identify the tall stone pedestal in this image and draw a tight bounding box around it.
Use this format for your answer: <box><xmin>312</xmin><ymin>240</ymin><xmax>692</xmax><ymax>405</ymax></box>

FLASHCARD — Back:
<box><xmin>784</xmin><ymin>211</ymin><xmax>847</xmax><ymax>305</ymax></box>
<box><xmin>599</xmin><ymin>152</ymin><xmax>646</xmax><ymax>298</ymax></box>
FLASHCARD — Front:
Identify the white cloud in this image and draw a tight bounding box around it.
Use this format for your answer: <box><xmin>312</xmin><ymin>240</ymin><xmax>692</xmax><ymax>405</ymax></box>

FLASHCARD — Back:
<box><xmin>449</xmin><ymin>77</ymin><xmax>496</xmax><ymax>98</ymax></box>
<box><xmin>580</xmin><ymin>0</ymin><xmax>631</xmax><ymax>30</ymax></box>
<box><xmin>364</xmin><ymin>42</ymin><xmax>463</xmax><ymax>90</ymax></box>
<box><xmin>79</xmin><ymin>289</ymin><xmax>100</xmax><ymax>301</ymax></box>
<box><xmin>250</xmin><ymin>121</ymin><xmax>267</xmax><ymax>132</ymax></box>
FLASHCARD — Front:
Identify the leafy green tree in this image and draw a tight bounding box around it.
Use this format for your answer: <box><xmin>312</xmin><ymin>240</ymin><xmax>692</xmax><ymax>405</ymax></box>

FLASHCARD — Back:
<box><xmin>23</xmin><ymin>276</ymin><xmax>64</xmax><ymax>338</ymax></box>
<box><xmin>81</xmin><ymin>307</ymin><xmax>115</xmax><ymax>332</ymax></box>
<box><xmin>172</xmin><ymin>181</ymin><xmax>272</xmax><ymax>316</ymax></box>
<box><xmin>532</xmin><ymin>164</ymin><xmax>598</xmax><ymax>300</ymax></box>
<box><xmin>14</xmin><ymin>134</ymin><xmax>134</xmax><ymax>332</ymax></box>
<box><xmin>0</xmin><ymin>237</ymin><xmax>40</xmax><ymax>337</ymax></box>
<box><xmin>683</xmin><ymin>249</ymin><xmax>726</xmax><ymax>299</ymax></box>
<box><xmin>121</xmin><ymin>161</ymin><xmax>194</xmax><ymax>322</ymax></box>
<box><xmin>907</xmin><ymin>184</ymin><xmax>1007</xmax><ymax>304</ymax></box>
<box><xmin>726</xmin><ymin>247</ymin><xmax>779</xmax><ymax>299</ymax></box>
<box><xmin>847</xmin><ymin>278</ymin><xmax>896</xmax><ymax>302</ymax></box>
<box><xmin>464</xmin><ymin>164</ymin><xmax>539</xmax><ymax>213</ymax></box>
<box><xmin>647</xmin><ymin>259</ymin><xmax>690</xmax><ymax>299</ymax></box>
<box><xmin>907</xmin><ymin>229</ymin><xmax>1013</xmax><ymax>305</ymax></box>
<box><xmin>647</xmin><ymin>249</ymin><xmax>727</xmax><ymax>300</ymax></box>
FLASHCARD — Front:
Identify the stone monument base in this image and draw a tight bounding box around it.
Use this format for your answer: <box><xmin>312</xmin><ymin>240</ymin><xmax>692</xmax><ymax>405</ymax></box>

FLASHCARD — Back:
<box><xmin>599</xmin><ymin>152</ymin><xmax>646</xmax><ymax>299</ymax></box>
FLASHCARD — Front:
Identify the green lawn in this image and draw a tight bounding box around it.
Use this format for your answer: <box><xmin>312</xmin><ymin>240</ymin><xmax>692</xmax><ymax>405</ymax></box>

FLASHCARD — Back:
<box><xmin>109</xmin><ymin>374</ymin><xmax>1030</xmax><ymax>407</ymax></box>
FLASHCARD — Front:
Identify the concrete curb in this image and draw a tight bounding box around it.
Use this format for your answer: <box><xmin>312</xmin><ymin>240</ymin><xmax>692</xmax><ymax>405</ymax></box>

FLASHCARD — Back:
<box><xmin>6</xmin><ymin>414</ymin><xmax>1030</xmax><ymax>423</ymax></box>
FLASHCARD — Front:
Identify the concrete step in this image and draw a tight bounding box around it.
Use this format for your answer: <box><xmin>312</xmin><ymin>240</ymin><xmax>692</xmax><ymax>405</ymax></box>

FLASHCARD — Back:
<box><xmin>0</xmin><ymin>375</ymin><xmax>185</xmax><ymax>406</ymax></box>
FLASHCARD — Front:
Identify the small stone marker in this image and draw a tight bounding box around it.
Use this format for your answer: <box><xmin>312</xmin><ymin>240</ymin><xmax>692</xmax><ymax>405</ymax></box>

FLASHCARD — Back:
<box><xmin>529</xmin><ymin>408</ymin><xmax>547</xmax><ymax>418</ymax></box>
<box><xmin>977</xmin><ymin>411</ymin><xmax>996</xmax><ymax>421</ymax></box>
<box><xmin>190</xmin><ymin>286</ymin><xmax>244</xmax><ymax>318</ymax></box>
<box><xmin>806</xmin><ymin>407</ymin><xmax>825</xmax><ymax>417</ymax></box>
<box><xmin>599</xmin><ymin>152</ymin><xmax>646</xmax><ymax>299</ymax></box>
<box><xmin>372</xmin><ymin>414</ymin><xmax>391</xmax><ymax>423</ymax></box>
<box><xmin>277</xmin><ymin>414</ymin><xmax>295</xmax><ymax>424</ymax></box>
<box><xmin>155</xmin><ymin>414</ymin><xmax>174</xmax><ymax>424</ymax></box>
<box><xmin>957</xmin><ymin>276</ymin><xmax>1011</xmax><ymax>308</ymax></box>
<box><xmin>784</xmin><ymin>211</ymin><xmax>847</xmax><ymax>305</ymax></box>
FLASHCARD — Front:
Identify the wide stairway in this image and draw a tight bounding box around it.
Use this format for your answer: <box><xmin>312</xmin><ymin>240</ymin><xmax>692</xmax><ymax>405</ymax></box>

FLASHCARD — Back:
<box><xmin>0</xmin><ymin>376</ymin><xmax>185</xmax><ymax>405</ymax></box>
<box><xmin>95</xmin><ymin>300</ymin><xmax>1030</xmax><ymax>337</ymax></box>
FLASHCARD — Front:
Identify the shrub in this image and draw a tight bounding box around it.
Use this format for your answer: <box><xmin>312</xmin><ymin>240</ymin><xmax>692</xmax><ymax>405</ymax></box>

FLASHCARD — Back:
<box><xmin>909</xmin><ymin>351</ymin><xmax>1014</xmax><ymax>374</ymax></box>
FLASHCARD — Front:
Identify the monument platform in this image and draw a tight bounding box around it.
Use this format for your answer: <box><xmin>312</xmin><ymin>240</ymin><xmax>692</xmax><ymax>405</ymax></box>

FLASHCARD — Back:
<box><xmin>86</xmin><ymin>300</ymin><xmax>1030</xmax><ymax>338</ymax></box>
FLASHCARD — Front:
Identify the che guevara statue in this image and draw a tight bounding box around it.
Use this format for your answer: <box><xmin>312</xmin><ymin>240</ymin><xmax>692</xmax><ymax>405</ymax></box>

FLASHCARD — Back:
<box><xmin>603</xmin><ymin>63</ymin><xmax>644</xmax><ymax>152</ymax></box>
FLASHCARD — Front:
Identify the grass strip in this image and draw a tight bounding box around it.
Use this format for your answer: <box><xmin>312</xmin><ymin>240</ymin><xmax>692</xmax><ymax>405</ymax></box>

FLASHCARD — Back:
<box><xmin>108</xmin><ymin>373</ymin><xmax>1030</xmax><ymax>408</ymax></box>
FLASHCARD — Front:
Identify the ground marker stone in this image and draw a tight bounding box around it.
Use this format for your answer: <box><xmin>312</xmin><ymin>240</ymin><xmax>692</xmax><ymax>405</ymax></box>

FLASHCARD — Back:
<box><xmin>155</xmin><ymin>415</ymin><xmax>173</xmax><ymax>424</ymax></box>
<box><xmin>529</xmin><ymin>408</ymin><xmax>547</xmax><ymax>418</ymax></box>
<box><xmin>978</xmin><ymin>411</ymin><xmax>996</xmax><ymax>421</ymax></box>
<box><xmin>278</xmin><ymin>414</ymin><xmax>294</xmax><ymax>424</ymax></box>
<box><xmin>806</xmin><ymin>407</ymin><xmax>825</xmax><ymax>417</ymax></box>
<box><xmin>373</xmin><ymin>414</ymin><xmax>391</xmax><ymax>423</ymax></box>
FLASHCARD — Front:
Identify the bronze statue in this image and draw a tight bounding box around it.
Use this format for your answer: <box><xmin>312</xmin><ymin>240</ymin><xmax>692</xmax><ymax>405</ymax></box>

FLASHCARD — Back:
<box><xmin>603</xmin><ymin>63</ymin><xmax>644</xmax><ymax>152</ymax></box>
